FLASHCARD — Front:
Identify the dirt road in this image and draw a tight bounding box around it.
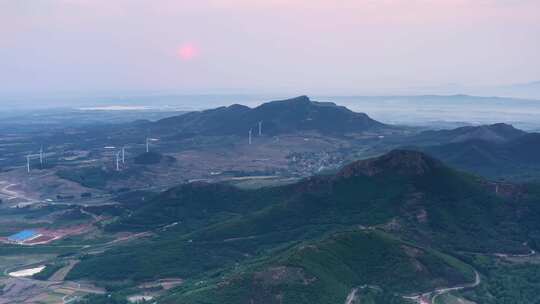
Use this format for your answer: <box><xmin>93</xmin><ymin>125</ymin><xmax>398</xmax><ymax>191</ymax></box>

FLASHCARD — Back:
<box><xmin>344</xmin><ymin>288</ymin><xmax>358</xmax><ymax>304</ymax></box>
<box><xmin>404</xmin><ymin>271</ymin><xmax>480</xmax><ymax>304</ymax></box>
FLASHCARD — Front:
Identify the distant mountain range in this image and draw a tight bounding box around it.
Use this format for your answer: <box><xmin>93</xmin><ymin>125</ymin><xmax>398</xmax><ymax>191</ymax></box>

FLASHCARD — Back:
<box><xmin>325</xmin><ymin>94</ymin><xmax>540</xmax><ymax>131</ymax></box>
<box><xmin>389</xmin><ymin>123</ymin><xmax>540</xmax><ymax>180</ymax></box>
<box><xmin>371</xmin><ymin>80</ymin><xmax>540</xmax><ymax>100</ymax></box>
<box><xmin>411</xmin><ymin>123</ymin><xmax>526</xmax><ymax>145</ymax></box>
<box><xmin>148</xmin><ymin>96</ymin><xmax>387</xmax><ymax>137</ymax></box>
<box><xmin>473</xmin><ymin>81</ymin><xmax>540</xmax><ymax>100</ymax></box>
<box><xmin>419</xmin><ymin>132</ymin><xmax>540</xmax><ymax>180</ymax></box>
<box><xmin>30</xmin><ymin>95</ymin><xmax>540</xmax><ymax>303</ymax></box>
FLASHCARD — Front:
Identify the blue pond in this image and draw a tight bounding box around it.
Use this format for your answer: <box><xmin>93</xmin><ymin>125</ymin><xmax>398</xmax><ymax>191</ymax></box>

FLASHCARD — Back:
<box><xmin>8</xmin><ymin>229</ymin><xmax>38</xmax><ymax>242</ymax></box>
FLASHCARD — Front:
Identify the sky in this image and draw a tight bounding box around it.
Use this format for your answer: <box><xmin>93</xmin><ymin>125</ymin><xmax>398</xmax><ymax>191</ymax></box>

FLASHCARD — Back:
<box><xmin>1</xmin><ymin>0</ymin><xmax>540</xmax><ymax>97</ymax></box>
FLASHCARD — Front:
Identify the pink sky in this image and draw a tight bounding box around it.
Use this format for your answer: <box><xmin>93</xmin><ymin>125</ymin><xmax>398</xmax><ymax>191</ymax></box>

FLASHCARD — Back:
<box><xmin>1</xmin><ymin>0</ymin><xmax>539</xmax><ymax>95</ymax></box>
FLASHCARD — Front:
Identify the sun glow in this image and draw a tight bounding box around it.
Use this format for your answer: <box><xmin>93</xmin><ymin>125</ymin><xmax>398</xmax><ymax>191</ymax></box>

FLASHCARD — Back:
<box><xmin>177</xmin><ymin>43</ymin><xmax>198</xmax><ymax>61</ymax></box>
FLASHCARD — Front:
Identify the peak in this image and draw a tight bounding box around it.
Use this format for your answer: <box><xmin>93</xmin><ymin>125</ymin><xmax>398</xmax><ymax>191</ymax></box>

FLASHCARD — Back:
<box><xmin>225</xmin><ymin>104</ymin><xmax>251</xmax><ymax>111</ymax></box>
<box><xmin>488</xmin><ymin>123</ymin><xmax>515</xmax><ymax>129</ymax></box>
<box><xmin>267</xmin><ymin>96</ymin><xmax>312</xmax><ymax>105</ymax></box>
<box><xmin>485</xmin><ymin>123</ymin><xmax>524</xmax><ymax>133</ymax></box>
<box><xmin>254</xmin><ymin>96</ymin><xmax>318</xmax><ymax>111</ymax></box>
<box><xmin>289</xmin><ymin>95</ymin><xmax>311</xmax><ymax>102</ymax></box>
<box><xmin>338</xmin><ymin>150</ymin><xmax>442</xmax><ymax>178</ymax></box>
<box><xmin>483</xmin><ymin>123</ymin><xmax>526</xmax><ymax>137</ymax></box>
<box><xmin>259</xmin><ymin>96</ymin><xmax>343</xmax><ymax>109</ymax></box>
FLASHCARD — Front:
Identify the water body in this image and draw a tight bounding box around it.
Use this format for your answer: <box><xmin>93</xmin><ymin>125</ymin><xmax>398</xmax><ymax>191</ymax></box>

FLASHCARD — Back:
<box><xmin>8</xmin><ymin>230</ymin><xmax>39</xmax><ymax>242</ymax></box>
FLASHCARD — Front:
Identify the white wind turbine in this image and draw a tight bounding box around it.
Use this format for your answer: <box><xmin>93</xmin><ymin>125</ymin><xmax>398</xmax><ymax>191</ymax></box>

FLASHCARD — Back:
<box><xmin>146</xmin><ymin>137</ymin><xmax>159</xmax><ymax>153</ymax></box>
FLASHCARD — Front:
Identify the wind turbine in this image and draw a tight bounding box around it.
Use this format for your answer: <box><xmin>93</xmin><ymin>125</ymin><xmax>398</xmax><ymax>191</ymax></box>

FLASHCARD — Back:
<box><xmin>104</xmin><ymin>146</ymin><xmax>116</xmax><ymax>171</ymax></box>
<box><xmin>121</xmin><ymin>146</ymin><xmax>126</xmax><ymax>164</ymax></box>
<box><xmin>115</xmin><ymin>151</ymin><xmax>121</xmax><ymax>171</ymax></box>
<box><xmin>146</xmin><ymin>137</ymin><xmax>159</xmax><ymax>153</ymax></box>
<box><xmin>26</xmin><ymin>155</ymin><xmax>31</xmax><ymax>173</ymax></box>
<box><xmin>248</xmin><ymin>129</ymin><xmax>252</xmax><ymax>145</ymax></box>
<box><xmin>258</xmin><ymin>121</ymin><xmax>263</xmax><ymax>136</ymax></box>
<box><xmin>39</xmin><ymin>146</ymin><xmax>43</xmax><ymax>166</ymax></box>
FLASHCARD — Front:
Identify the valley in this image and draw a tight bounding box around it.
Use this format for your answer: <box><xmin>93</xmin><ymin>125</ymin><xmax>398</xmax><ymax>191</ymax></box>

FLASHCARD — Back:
<box><xmin>4</xmin><ymin>0</ymin><xmax>540</xmax><ymax>302</ymax></box>
<box><xmin>1</xmin><ymin>96</ymin><xmax>540</xmax><ymax>303</ymax></box>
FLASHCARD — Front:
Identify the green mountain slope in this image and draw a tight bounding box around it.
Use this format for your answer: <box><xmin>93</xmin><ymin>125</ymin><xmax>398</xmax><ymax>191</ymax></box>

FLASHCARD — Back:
<box><xmin>107</xmin><ymin>182</ymin><xmax>290</xmax><ymax>232</ymax></box>
<box><xmin>162</xmin><ymin>231</ymin><xmax>474</xmax><ymax>304</ymax></box>
<box><xmin>193</xmin><ymin>150</ymin><xmax>523</xmax><ymax>253</ymax></box>
<box><xmin>66</xmin><ymin>150</ymin><xmax>533</xmax><ymax>302</ymax></box>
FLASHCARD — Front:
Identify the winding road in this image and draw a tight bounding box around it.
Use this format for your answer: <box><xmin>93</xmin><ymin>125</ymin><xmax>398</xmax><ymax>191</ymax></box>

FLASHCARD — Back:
<box><xmin>403</xmin><ymin>271</ymin><xmax>481</xmax><ymax>304</ymax></box>
<box><xmin>344</xmin><ymin>288</ymin><xmax>358</xmax><ymax>304</ymax></box>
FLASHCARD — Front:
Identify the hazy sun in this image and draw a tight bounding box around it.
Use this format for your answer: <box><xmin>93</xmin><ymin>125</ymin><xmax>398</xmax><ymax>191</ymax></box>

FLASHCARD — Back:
<box><xmin>177</xmin><ymin>44</ymin><xmax>198</xmax><ymax>61</ymax></box>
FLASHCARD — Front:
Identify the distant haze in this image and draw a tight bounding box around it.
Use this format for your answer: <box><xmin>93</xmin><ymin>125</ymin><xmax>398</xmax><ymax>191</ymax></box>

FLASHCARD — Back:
<box><xmin>1</xmin><ymin>0</ymin><xmax>540</xmax><ymax>101</ymax></box>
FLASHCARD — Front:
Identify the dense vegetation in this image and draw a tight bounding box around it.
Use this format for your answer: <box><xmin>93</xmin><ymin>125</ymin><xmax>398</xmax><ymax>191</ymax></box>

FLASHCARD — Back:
<box><xmin>66</xmin><ymin>150</ymin><xmax>540</xmax><ymax>303</ymax></box>
<box><xmin>57</xmin><ymin>166</ymin><xmax>116</xmax><ymax>189</ymax></box>
<box><xmin>412</xmin><ymin>123</ymin><xmax>526</xmax><ymax>146</ymax></box>
<box><xmin>106</xmin><ymin>182</ymin><xmax>288</xmax><ymax>232</ymax></box>
<box><xmin>458</xmin><ymin>254</ymin><xmax>540</xmax><ymax>304</ymax></box>
<box><xmin>419</xmin><ymin>133</ymin><xmax>540</xmax><ymax>181</ymax></box>
<box><xmin>163</xmin><ymin>231</ymin><xmax>473</xmax><ymax>304</ymax></box>
<box><xmin>32</xmin><ymin>261</ymin><xmax>66</xmax><ymax>280</ymax></box>
<box><xmin>57</xmin><ymin>166</ymin><xmax>142</xmax><ymax>189</ymax></box>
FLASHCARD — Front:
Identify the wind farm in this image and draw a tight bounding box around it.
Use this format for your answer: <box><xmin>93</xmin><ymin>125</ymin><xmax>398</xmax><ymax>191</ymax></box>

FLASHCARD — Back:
<box><xmin>0</xmin><ymin>96</ymin><xmax>540</xmax><ymax>304</ymax></box>
<box><xmin>2</xmin><ymin>0</ymin><xmax>540</xmax><ymax>302</ymax></box>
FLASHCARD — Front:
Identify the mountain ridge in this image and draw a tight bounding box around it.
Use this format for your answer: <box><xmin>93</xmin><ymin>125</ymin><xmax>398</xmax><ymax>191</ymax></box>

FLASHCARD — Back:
<box><xmin>412</xmin><ymin>123</ymin><xmax>526</xmax><ymax>145</ymax></box>
<box><xmin>149</xmin><ymin>96</ymin><xmax>387</xmax><ymax>136</ymax></box>
<box><xmin>338</xmin><ymin>150</ymin><xmax>443</xmax><ymax>178</ymax></box>
<box><xmin>419</xmin><ymin>132</ymin><xmax>540</xmax><ymax>180</ymax></box>
<box><xmin>67</xmin><ymin>149</ymin><xmax>540</xmax><ymax>303</ymax></box>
